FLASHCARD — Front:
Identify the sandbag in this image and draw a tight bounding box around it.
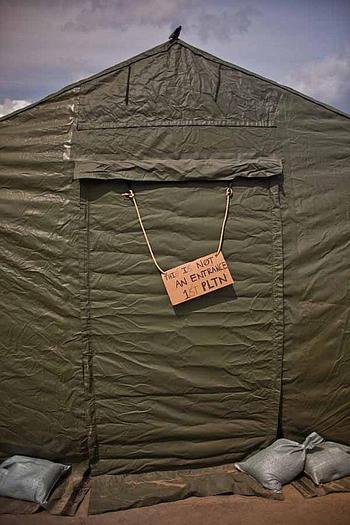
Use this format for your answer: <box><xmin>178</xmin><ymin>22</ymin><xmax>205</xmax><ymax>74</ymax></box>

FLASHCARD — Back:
<box><xmin>304</xmin><ymin>441</ymin><xmax>350</xmax><ymax>485</ymax></box>
<box><xmin>0</xmin><ymin>455</ymin><xmax>70</xmax><ymax>504</ymax></box>
<box><xmin>235</xmin><ymin>432</ymin><xmax>323</xmax><ymax>491</ymax></box>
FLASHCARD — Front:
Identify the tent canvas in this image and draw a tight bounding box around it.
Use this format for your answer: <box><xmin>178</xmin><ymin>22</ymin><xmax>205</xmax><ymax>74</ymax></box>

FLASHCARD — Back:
<box><xmin>0</xmin><ymin>39</ymin><xmax>349</xmax><ymax>507</ymax></box>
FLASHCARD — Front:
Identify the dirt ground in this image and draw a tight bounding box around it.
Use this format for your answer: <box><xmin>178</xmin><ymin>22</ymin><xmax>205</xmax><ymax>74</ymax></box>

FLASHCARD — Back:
<box><xmin>0</xmin><ymin>485</ymin><xmax>349</xmax><ymax>525</ymax></box>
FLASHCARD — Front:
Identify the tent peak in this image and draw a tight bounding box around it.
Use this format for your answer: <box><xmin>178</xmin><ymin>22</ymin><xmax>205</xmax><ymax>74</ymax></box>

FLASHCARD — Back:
<box><xmin>1</xmin><ymin>37</ymin><xmax>349</xmax><ymax>123</ymax></box>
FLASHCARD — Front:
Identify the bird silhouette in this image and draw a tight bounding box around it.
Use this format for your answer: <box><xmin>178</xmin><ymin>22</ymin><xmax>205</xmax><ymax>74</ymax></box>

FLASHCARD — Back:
<box><xmin>169</xmin><ymin>26</ymin><xmax>182</xmax><ymax>41</ymax></box>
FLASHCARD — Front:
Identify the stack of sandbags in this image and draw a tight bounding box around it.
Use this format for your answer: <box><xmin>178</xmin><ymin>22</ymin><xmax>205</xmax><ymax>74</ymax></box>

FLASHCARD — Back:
<box><xmin>235</xmin><ymin>432</ymin><xmax>350</xmax><ymax>491</ymax></box>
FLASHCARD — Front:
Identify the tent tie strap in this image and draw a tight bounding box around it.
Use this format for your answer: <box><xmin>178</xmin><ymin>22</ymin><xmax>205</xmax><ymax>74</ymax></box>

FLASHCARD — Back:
<box><xmin>122</xmin><ymin>185</ymin><xmax>233</xmax><ymax>274</ymax></box>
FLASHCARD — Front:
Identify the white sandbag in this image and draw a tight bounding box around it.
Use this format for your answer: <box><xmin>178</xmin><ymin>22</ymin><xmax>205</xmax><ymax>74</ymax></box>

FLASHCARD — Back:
<box><xmin>0</xmin><ymin>455</ymin><xmax>70</xmax><ymax>504</ymax></box>
<box><xmin>304</xmin><ymin>440</ymin><xmax>350</xmax><ymax>485</ymax></box>
<box><xmin>235</xmin><ymin>432</ymin><xmax>323</xmax><ymax>491</ymax></box>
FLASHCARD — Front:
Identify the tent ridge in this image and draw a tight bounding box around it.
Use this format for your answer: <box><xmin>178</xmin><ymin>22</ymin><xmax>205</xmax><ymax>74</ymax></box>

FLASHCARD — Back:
<box><xmin>0</xmin><ymin>40</ymin><xmax>172</xmax><ymax>123</ymax></box>
<box><xmin>179</xmin><ymin>40</ymin><xmax>350</xmax><ymax>120</ymax></box>
<box><xmin>1</xmin><ymin>39</ymin><xmax>349</xmax><ymax>124</ymax></box>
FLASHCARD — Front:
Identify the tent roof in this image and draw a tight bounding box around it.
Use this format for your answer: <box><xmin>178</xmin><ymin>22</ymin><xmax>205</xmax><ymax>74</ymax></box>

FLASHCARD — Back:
<box><xmin>1</xmin><ymin>38</ymin><xmax>349</xmax><ymax>123</ymax></box>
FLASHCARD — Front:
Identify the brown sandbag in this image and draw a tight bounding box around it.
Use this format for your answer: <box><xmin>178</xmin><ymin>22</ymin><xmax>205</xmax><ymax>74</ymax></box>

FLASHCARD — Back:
<box><xmin>293</xmin><ymin>474</ymin><xmax>350</xmax><ymax>498</ymax></box>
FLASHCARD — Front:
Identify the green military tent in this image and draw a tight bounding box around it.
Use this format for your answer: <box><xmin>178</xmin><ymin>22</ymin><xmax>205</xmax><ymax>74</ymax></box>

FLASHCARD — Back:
<box><xmin>0</xmin><ymin>38</ymin><xmax>349</xmax><ymax>511</ymax></box>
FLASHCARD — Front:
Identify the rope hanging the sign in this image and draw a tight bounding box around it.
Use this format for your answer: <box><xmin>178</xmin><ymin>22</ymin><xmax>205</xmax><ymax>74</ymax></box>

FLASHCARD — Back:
<box><xmin>122</xmin><ymin>186</ymin><xmax>233</xmax><ymax>274</ymax></box>
<box><xmin>217</xmin><ymin>187</ymin><xmax>233</xmax><ymax>255</ymax></box>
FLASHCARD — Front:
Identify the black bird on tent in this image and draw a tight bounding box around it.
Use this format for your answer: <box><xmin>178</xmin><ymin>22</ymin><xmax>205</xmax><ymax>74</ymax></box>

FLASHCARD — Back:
<box><xmin>169</xmin><ymin>25</ymin><xmax>182</xmax><ymax>41</ymax></box>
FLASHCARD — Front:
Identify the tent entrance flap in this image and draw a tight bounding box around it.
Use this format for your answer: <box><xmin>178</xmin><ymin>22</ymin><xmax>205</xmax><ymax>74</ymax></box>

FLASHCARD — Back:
<box><xmin>80</xmin><ymin>161</ymin><xmax>284</xmax><ymax>476</ymax></box>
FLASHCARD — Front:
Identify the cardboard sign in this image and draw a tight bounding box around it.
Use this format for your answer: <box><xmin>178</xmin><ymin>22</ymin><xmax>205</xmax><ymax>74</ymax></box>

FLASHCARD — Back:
<box><xmin>161</xmin><ymin>251</ymin><xmax>234</xmax><ymax>306</ymax></box>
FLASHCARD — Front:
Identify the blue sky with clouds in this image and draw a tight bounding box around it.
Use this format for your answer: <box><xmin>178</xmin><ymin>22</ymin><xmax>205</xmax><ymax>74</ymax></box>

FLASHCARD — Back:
<box><xmin>0</xmin><ymin>0</ymin><xmax>349</xmax><ymax>116</ymax></box>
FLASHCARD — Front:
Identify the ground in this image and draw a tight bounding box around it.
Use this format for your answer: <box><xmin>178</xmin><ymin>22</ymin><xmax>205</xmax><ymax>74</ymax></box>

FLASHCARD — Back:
<box><xmin>0</xmin><ymin>485</ymin><xmax>349</xmax><ymax>525</ymax></box>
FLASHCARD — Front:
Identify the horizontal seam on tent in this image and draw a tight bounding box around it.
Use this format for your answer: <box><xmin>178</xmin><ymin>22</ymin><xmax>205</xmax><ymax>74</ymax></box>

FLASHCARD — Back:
<box><xmin>77</xmin><ymin>120</ymin><xmax>276</xmax><ymax>130</ymax></box>
<box><xmin>92</xmin><ymin>391</ymin><xmax>271</xmax><ymax>397</ymax></box>
<box><xmin>96</xmin><ymin>433</ymin><xmax>264</xmax><ymax>440</ymax></box>
<box><xmin>89</xmin><ymin>334</ymin><xmax>274</xmax><ymax>338</ymax></box>
<box><xmin>91</xmin><ymin>448</ymin><xmax>258</xmax><ymax>462</ymax></box>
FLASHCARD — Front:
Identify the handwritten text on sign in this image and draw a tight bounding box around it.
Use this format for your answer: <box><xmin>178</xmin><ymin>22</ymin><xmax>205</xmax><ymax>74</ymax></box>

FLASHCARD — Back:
<box><xmin>161</xmin><ymin>251</ymin><xmax>234</xmax><ymax>306</ymax></box>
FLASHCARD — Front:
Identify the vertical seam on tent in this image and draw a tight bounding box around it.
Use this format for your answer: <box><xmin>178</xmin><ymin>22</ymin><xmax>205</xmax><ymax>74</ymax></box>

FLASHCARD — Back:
<box><xmin>79</xmin><ymin>184</ymin><xmax>89</xmax><ymax>457</ymax></box>
<box><xmin>269</xmin><ymin>180</ymin><xmax>284</xmax><ymax>440</ymax></box>
<box><xmin>125</xmin><ymin>65</ymin><xmax>131</xmax><ymax>106</ymax></box>
<box><xmin>85</xmin><ymin>194</ymin><xmax>98</xmax><ymax>460</ymax></box>
<box><xmin>79</xmin><ymin>183</ymin><xmax>98</xmax><ymax>461</ymax></box>
<box><xmin>214</xmin><ymin>64</ymin><xmax>222</xmax><ymax>102</ymax></box>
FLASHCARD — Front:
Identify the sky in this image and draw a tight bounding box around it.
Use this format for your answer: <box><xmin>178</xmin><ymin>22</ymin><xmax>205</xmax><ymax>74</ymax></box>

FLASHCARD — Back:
<box><xmin>0</xmin><ymin>0</ymin><xmax>349</xmax><ymax>117</ymax></box>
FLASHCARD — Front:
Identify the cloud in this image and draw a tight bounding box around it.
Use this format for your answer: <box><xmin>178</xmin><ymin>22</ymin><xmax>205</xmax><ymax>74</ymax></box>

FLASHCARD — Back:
<box><xmin>194</xmin><ymin>7</ymin><xmax>261</xmax><ymax>43</ymax></box>
<box><xmin>0</xmin><ymin>1</ymin><xmax>350</xmax><ymax>114</ymax></box>
<box><xmin>62</xmin><ymin>0</ymin><xmax>188</xmax><ymax>32</ymax></box>
<box><xmin>285</xmin><ymin>53</ymin><xmax>350</xmax><ymax>111</ymax></box>
<box><xmin>62</xmin><ymin>0</ymin><xmax>260</xmax><ymax>41</ymax></box>
<box><xmin>0</xmin><ymin>98</ymin><xmax>31</xmax><ymax>118</ymax></box>
<box><xmin>0</xmin><ymin>0</ymin><xmax>264</xmax><ymax>103</ymax></box>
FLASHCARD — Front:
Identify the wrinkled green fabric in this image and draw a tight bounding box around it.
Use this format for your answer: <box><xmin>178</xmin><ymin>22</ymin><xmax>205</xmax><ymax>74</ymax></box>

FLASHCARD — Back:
<box><xmin>74</xmin><ymin>157</ymin><xmax>282</xmax><ymax>181</ymax></box>
<box><xmin>89</xmin><ymin>465</ymin><xmax>282</xmax><ymax>514</ymax></box>
<box><xmin>0</xmin><ymin>91</ymin><xmax>85</xmax><ymax>462</ymax></box>
<box><xmin>83</xmin><ymin>177</ymin><xmax>283</xmax><ymax>475</ymax></box>
<box><xmin>0</xmin><ymin>38</ymin><xmax>349</xmax><ymax>507</ymax></box>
